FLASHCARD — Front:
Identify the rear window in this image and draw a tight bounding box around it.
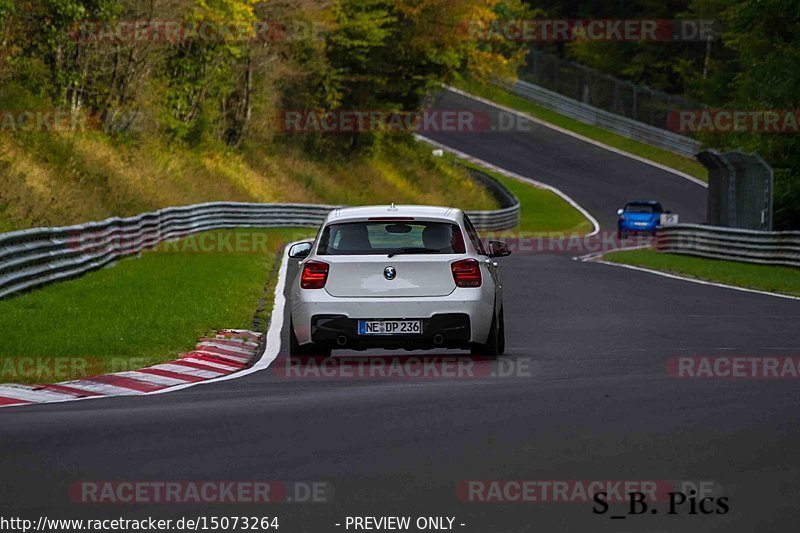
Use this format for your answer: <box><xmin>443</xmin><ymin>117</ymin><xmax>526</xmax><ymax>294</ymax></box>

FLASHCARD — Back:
<box><xmin>317</xmin><ymin>221</ymin><xmax>466</xmax><ymax>255</ymax></box>
<box><xmin>625</xmin><ymin>203</ymin><xmax>662</xmax><ymax>214</ymax></box>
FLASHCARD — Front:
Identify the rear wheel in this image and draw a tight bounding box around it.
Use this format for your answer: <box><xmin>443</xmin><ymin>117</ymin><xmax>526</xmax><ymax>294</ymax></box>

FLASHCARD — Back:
<box><xmin>289</xmin><ymin>320</ymin><xmax>331</xmax><ymax>358</ymax></box>
<box><xmin>471</xmin><ymin>311</ymin><xmax>501</xmax><ymax>359</ymax></box>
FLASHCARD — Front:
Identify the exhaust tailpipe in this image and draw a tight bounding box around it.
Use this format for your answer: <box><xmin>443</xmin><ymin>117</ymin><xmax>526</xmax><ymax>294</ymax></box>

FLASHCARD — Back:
<box><xmin>336</xmin><ymin>335</ymin><xmax>348</xmax><ymax>346</ymax></box>
<box><xmin>433</xmin><ymin>334</ymin><xmax>444</xmax><ymax>345</ymax></box>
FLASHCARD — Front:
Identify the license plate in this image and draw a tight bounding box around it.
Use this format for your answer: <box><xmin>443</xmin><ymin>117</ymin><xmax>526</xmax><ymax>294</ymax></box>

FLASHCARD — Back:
<box><xmin>358</xmin><ymin>320</ymin><xmax>422</xmax><ymax>335</ymax></box>
<box><xmin>660</xmin><ymin>213</ymin><xmax>679</xmax><ymax>226</ymax></box>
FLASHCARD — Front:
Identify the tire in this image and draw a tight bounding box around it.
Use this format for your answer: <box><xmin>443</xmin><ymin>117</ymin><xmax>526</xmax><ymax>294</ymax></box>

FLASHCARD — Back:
<box><xmin>471</xmin><ymin>311</ymin><xmax>500</xmax><ymax>359</ymax></box>
<box><xmin>618</xmin><ymin>229</ymin><xmax>626</xmax><ymax>240</ymax></box>
<box><xmin>289</xmin><ymin>320</ymin><xmax>331</xmax><ymax>358</ymax></box>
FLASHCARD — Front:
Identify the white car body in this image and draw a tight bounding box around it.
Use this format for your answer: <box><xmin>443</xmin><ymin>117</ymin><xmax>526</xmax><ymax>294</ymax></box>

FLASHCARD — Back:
<box><xmin>288</xmin><ymin>205</ymin><xmax>508</xmax><ymax>356</ymax></box>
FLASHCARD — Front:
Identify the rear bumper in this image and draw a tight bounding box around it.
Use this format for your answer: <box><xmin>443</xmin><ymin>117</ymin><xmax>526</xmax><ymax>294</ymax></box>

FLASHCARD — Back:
<box><xmin>310</xmin><ymin>314</ymin><xmax>471</xmax><ymax>350</ymax></box>
<box><xmin>619</xmin><ymin>221</ymin><xmax>658</xmax><ymax>232</ymax></box>
<box><xmin>290</xmin><ymin>285</ymin><xmax>494</xmax><ymax>346</ymax></box>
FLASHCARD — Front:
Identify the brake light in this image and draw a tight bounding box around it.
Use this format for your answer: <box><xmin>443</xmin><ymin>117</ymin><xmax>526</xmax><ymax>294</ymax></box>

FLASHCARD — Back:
<box><xmin>451</xmin><ymin>258</ymin><xmax>481</xmax><ymax>287</ymax></box>
<box><xmin>301</xmin><ymin>260</ymin><xmax>329</xmax><ymax>289</ymax></box>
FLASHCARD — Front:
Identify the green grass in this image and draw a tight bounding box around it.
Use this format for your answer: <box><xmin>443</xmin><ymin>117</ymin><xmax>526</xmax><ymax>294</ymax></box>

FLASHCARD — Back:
<box><xmin>0</xmin><ymin>228</ymin><xmax>314</xmax><ymax>384</ymax></box>
<box><xmin>604</xmin><ymin>249</ymin><xmax>800</xmax><ymax>297</ymax></box>
<box><xmin>456</xmin><ymin>80</ymin><xmax>708</xmax><ymax>182</ymax></box>
<box><xmin>0</xmin><ymin>133</ymin><xmax>497</xmax><ymax>232</ymax></box>
<box><xmin>452</xmin><ymin>157</ymin><xmax>594</xmax><ymax>236</ymax></box>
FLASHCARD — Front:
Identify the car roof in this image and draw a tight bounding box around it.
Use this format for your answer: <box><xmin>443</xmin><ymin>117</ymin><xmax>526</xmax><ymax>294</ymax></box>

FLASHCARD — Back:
<box><xmin>324</xmin><ymin>205</ymin><xmax>463</xmax><ymax>223</ymax></box>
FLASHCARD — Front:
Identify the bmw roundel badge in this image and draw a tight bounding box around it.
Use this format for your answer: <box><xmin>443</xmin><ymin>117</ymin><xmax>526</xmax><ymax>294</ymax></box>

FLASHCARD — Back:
<box><xmin>384</xmin><ymin>266</ymin><xmax>397</xmax><ymax>280</ymax></box>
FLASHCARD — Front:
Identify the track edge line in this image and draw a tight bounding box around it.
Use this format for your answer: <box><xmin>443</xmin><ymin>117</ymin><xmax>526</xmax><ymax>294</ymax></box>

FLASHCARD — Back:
<box><xmin>587</xmin><ymin>255</ymin><xmax>800</xmax><ymax>301</ymax></box>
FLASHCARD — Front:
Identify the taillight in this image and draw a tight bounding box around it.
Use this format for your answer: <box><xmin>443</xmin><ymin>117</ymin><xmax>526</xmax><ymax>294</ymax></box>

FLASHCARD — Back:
<box><xmin>301</xmin><ymin>260</ymin><xmax>329</xmax><ymax>289</ymax></box>
<box><xmin>451</xmin><ymin>258</ymin><xmax>481</xmax><ymax>288</ymax></box>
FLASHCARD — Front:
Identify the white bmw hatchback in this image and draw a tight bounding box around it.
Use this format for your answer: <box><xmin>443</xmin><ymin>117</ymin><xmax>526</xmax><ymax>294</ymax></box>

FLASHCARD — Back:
<box><xmin>287</xmin><ymin>205</ymin><xmax>511</xmax><ymax>358</ymax></box>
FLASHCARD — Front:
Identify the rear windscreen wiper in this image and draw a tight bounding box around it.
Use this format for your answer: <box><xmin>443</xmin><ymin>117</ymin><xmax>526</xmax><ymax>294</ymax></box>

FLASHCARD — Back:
<box><xmin>386</xmin><ymin>247</ymin><xmax>441</xmax><ymax>258</ymax></box>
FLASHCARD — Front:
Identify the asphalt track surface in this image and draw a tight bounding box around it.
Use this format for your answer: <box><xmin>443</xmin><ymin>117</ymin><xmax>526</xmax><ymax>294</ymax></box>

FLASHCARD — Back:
<box><xmin>2</xmin><ymin>89</ymin><xmax>799</xmax><ymax>532</ymax></box>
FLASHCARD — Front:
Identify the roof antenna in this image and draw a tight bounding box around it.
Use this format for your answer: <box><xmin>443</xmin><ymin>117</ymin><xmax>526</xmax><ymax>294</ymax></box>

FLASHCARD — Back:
<box><xmin>388</xmin><ymin>203</ymin><xmax>398</xmax><ymax>211</ymax></box>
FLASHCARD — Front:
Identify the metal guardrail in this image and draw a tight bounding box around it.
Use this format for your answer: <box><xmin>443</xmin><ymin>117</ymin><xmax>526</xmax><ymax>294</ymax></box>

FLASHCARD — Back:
<box><xmin>464</xmin><ymin>168</ymin><xmax>520</xmax><ymax>232</ymax></box>
<box><xmin>657</xmin><ymin>224</ymin><xmax>800</xmax><ymax>268</ymax></box>
<box><xmin>498</xmin><ymin>79</ymin><xmax>702</xmax><ymax>158</ymax></box>
<box><xmin>520</xmin><ymin>48</ymin><xmax>701</xmax><ymax>131</ymax></box>
<box><xmin>0</xmin><ymin>203</ymin><xmax>336</xmax><ymax>300</ymax></box>
<box><xmin>0</xmin><ymin>175</ymin><xmax>520</xmax><ymax>300</ymax></box>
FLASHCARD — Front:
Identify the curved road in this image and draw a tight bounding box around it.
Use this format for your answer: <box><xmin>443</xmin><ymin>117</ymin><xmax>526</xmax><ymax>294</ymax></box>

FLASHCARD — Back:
<box><xmin>2</xmin><ymin>89</ymin><xmax>799</xmax><ymax>533</ymax></box>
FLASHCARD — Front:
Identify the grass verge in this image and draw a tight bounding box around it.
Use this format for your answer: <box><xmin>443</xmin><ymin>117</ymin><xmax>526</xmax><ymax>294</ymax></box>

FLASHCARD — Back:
<box><xmin>452</xmin><ymin>157</ymin><xmax>594</xmax><ymax>236</ymax></box>
<box><xmin>0</xmin><ymin>228</ymin><xmax>315</xmax><ymax>384</ymax></box>
<box><xmin>455</xmin><ymin>80</ymin><xmax>708</xmax><ymax>182</ymax></box>
<box><xmin>0</xmin><ymin>134</ymin><xmax>497</xmax><ymax>232</ymax></box>
<box><xmin>604</xmin><ymin>249</ymin><xmax>800</xmax><ymax>297</ymax></box>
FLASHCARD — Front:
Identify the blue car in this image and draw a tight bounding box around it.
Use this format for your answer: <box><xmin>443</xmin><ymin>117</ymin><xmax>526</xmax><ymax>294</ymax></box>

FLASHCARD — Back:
<box><xmin>617</xmin><ymin>200</ymin><xmax>667</xmax><ymax>239</ymax></box>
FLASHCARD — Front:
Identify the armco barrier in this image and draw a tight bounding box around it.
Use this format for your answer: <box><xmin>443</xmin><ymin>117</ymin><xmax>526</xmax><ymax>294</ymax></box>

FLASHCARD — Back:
<box><xmin>657</xmin><ymin>224</ymin><xmax>800</xmax><ymax>268</ymax></box>
<box><xmin>498</xmin><ymin>79</ymin><xmax>702</xmax><ymax>158</ymax></box>
<box><xmin>0</xmin><ymin>177</ymin><xmax>520</xmax><ymax>300</ymax></box>
<box><xmin>464</xmin><ymin>168</ymin><xmax>520</xmax><ymax>231</ymax></box>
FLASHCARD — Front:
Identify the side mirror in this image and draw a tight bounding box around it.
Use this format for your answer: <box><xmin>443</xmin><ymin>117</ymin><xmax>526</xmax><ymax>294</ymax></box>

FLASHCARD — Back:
<box><xmin>616</xmin><ymin>208</ymin><xmax>624</xmax><ymax>216</ymax></box>
<box><xmin>289</xmin><ymin>241</ymin><xmax>312</xmax><ymax>259</ymax></box>
<box><xmin>487</xmin><ymin>240</ymin><xmax>511</xmax><ymax>258</ymax></box>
